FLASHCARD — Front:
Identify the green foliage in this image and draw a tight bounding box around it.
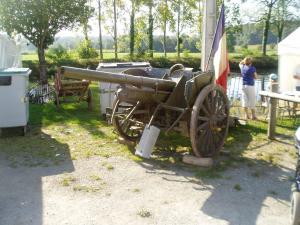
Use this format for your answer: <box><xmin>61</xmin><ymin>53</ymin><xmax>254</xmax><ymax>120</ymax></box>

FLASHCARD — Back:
<box><xmin>0</xmin><ymin>0</ymin><xmax>91</xmax><ymax>83</ymax></box>
<box><xmin>22</xmin><ymin>50</ymin><xmax>278</xmax><ymax>81</ymax></box>
<box><xmin>234</xmin><ymin>184</ymin><xmax>242</xmax><ymax>191</ymax></box>
<box><xmin>240</xmin><ymin>47</ymin><xmax>261</xmax><ymax>56</ymax></box>
<box><xmin>79</xmin><ymin>6</ymin><xmax>94</xmax><ymax>41</ymax></box>
<box><xmin>118</xmin><ymin>35</ymin><xmax>130</xmax><ymax>53</ymax></box>
<box><xmin>46</xmin><ymin>45</ymin><xmax>71</xmax><ymax>64</ymax></box>
<box><xmin>0</xmin><ymin>0</ymin><xmax>89</xmax><ymax>49</ymax></box>
<box><xmin>182</xmin><ymin>49</ymin><xmax>191</xmax><ymax>58</ymax></box>
<box><xmin>134</xmin><ymin>16</ymin><xmax>148</xmax><ymax>56</ymax></box>
<box><xmin>77</xmin><ymin>40</ymin><xmax>99</xmax><ymax>59</ymax></box>
<box><xmin>156</xmin><ymin>0</ymin><xmax>175</xmax><ymax>31</ymax></box>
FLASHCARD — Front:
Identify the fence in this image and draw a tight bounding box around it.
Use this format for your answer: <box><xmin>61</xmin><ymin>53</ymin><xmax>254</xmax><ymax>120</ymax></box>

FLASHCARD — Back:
<box><xmin>227</xmin><ymin>73</ymin><xmax>270</xmax><ymax>118</ymax></box>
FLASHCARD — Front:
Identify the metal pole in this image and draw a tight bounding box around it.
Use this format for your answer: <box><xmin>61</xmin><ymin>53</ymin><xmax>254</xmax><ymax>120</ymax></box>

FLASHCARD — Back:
<box><xmin>201</xmin><ymin>0</ymin><xmax>217</xmax><ymax>72</ymax></box>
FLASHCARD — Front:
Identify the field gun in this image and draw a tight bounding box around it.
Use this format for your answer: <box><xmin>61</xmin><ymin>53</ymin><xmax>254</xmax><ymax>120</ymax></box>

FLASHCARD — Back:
<box><xmin>60</xmin><ymin>65</ymin><xmax>229</xmax><ymax>157</ymax></box>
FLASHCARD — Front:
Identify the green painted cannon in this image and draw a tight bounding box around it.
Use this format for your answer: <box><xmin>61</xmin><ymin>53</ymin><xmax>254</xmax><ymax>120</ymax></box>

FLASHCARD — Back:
<box><xmin>60</xmin><ymin>65</ymin><xmax>229</xmax><ymax>157</ymax></box>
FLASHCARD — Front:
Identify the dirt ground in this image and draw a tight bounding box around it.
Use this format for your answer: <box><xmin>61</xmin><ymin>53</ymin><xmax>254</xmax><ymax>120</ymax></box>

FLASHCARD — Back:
<box><xmin>0</xmin><ymin>146</ymin><xmax>295</xmax><ymax>225</ymax></box>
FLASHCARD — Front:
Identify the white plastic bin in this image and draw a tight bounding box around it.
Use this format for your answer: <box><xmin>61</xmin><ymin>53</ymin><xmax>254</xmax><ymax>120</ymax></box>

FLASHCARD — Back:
<box><xmin>0</xmin><ymin>68</ymin><xmax>31</xmax><ymax>134</ymax></box>
<box><xmin>97</xmin><ymin>62</ymin><xmax>150</xmax><ymax>116</ymax></box>
<box><xmin>135</xmin><ymin>125</ymin><xmax>160</xmax><ymax>159</ymax></box>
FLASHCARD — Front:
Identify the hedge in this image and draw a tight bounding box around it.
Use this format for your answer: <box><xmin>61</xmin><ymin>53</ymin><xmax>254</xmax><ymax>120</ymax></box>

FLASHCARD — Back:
<box><xmin>23</xmin><ymin>55</ymin><xmax>278</xmax><ymax>81</ymax></box>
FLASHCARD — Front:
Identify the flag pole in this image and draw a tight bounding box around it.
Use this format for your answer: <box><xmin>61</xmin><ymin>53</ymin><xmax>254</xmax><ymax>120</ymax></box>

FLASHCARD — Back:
<box><xmin>204</xmin><ymin>3</ymin><xmax>224</xmax><ymax>72</ymax></box>
<box><xmin>201</xmin><ymin>0</ymin><xmax>217</xmax><ymax>72</ymax></box>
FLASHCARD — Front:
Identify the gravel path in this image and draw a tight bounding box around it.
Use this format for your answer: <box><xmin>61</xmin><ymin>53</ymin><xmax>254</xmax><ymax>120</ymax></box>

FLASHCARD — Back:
<box><xmin>0</xmin><ymin>155</ymin><xmax>294</xmax><ymax>225</ymax></box>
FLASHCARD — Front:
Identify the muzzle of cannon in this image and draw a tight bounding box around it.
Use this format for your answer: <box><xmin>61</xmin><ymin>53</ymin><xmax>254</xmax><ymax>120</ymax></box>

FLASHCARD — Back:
<box><xmin>61</xmin><ymin>66</ymin><xmax>176</xmax><ymax>92</ymax></box>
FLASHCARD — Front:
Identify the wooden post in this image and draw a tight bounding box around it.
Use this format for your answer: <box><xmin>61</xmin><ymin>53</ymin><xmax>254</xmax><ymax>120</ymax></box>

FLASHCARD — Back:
<box><xmin>267</xmin><ymin>82</ymin><xmax>279</xmax><ymax>139</ymax></box>
<box><xmin>261</xmin><ymin>77</ymin><xmax>265</xmax><ymax>102</ymax></box>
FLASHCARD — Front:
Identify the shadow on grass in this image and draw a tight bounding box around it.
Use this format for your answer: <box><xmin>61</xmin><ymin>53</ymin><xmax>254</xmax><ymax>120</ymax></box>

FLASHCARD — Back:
<box><xmin>0</xmin><ymin>107</ymin><xmax>74</xmax><ymax>225</ymax></box>
<box><xmin>29</xmin><ymin>84</ymin><xmax>111</xmax><ymax>139</ymax></box>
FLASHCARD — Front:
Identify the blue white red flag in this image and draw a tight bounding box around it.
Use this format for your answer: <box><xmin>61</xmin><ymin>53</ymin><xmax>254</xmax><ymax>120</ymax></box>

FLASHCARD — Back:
<box><xmin>211</xmin><ymin>4</ymin><xmax>230</xmax><ymax>91</ymax></box>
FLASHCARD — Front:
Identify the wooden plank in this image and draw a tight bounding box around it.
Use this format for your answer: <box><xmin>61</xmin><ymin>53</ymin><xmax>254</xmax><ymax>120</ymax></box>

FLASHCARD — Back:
<box><xmin>182</xmin><ymin>155</ymin><xmax>213</xmax><ymax>167</ymax></box>
<box><xmin>259</xmin><ymin>91</ymin><xmax>300</xmax><ymax>103</ymax></box>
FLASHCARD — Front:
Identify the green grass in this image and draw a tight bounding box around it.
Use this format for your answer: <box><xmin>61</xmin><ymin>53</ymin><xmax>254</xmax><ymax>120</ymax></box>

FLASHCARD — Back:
<box><xmin>22</xmin><ymin>54</ymin><xmax>39</xmax><ymax>61</ymax></box>
<box><xmin>234</xmin><ymin>184</ymin><xmax>242</xmax><ymax>191</ymax></box>
<box><xmin>90</xmin><ymin>174</ymin><xmax>102</xmax><ymax>181</ymax></box>
<box><xmin>22</xmin><ymin>44</ymin><xmax>278</xmax><ymax>62</ymax></box>
<box><xmin>21</xmin><ymin>51</ymin><xmax>274</xmax><ymax>62</ymax></box>
<box><xmin>60</xmin><ymin>175</ymin><xmax>76</xmax><ymax>186</ymax></box>
<box><xmin>137</xmin><ymin>209</ymin><xmax>152</xmax><ymax>218</ymax></box>
<box><xmin>73</xmin><ymin>185</ymin><xmax>101</xmax><ymax>192</ymax></box>
<box><xmin>0</xmin><ymin>83</ymin><xmax>139</xmax><ymax>167</ymax></box>
<box><xmin>22</xmin><ymin>51</ymin><xmax>201</xmax><ymax>62</ymax></box>
<box><xmin>0</xmin><ymin>76</ymin><xmax>297</xmax><ymax>183</ymax></box>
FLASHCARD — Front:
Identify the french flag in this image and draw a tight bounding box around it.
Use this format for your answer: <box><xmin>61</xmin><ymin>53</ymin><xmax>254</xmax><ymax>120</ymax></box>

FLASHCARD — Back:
<box><xmin>211</xmin><ymin>4</ymin><xmax>230</xmax><ymax>91</ymax></box>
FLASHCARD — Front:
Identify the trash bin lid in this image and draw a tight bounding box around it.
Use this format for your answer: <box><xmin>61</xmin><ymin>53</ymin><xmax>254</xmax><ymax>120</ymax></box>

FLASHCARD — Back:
<box><xmin>0</xmin><ymin>68</ymin><xmax>31</xmax><ymax>76</ymax></box>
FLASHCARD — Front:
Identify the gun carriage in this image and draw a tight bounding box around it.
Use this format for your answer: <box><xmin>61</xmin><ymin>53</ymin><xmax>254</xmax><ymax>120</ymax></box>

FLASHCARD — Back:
<box><xmin>60</xmin><ymin>64</ymin><xmax>229</xmax><ymax>157</ymax></box>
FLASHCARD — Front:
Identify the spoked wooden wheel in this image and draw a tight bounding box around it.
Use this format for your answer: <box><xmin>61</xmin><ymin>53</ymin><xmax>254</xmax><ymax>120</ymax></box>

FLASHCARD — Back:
<box><xmin>87</xmin><ymin>88</ymin><xmax>93</xmax><ymax>111</ymax></box>
<box><xmin>190</xmin><ymin>84</ymin><xmax>229</xmax><ymax>157</ymax></box>
<box><xmin>112</xmin><ymin>97</ymin><xmax>146</xmax><ymax>142</ymax></box>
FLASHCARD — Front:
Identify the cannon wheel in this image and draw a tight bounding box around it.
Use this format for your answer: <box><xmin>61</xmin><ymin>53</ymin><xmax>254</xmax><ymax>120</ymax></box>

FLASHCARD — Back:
<box><xmin>87</xmin><ymin>88</ymin><xmax>93</xmax><ymax>111</ymax></box>
<box><xmin>112</xmin><ymin>97</ymin><xmax>145</xmax><ymax>142</ymax></box>
<box><xmin>190</xmin><ymin>84</ymin><xmax>229</xmax><ymax>157</ymax></box>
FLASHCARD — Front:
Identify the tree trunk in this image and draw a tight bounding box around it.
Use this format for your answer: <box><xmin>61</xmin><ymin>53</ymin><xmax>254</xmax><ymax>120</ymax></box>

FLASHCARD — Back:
<box><xmin>37</xmin><ymin>47</ymin><xmax>47</xmax><ymax>84</ymax></box>
<box><xmin>163</xmin><ymin>0</ymin><xmax>167</xmax><ymax>58</ymax></box>
<box><xmin>130</xmin><ymin>1</ymin><xmax>135</xmax><ymax>58</ymax></box>
<box><xmin>276</xmin><ymin>0</ymin><xmax>285</xmax><ymax>43</ymax></box>
<box><xmin>113</xmin><ymin>0</ymin><xmax>118</xmax><ymax>60</ymax></box>
<box><xmin>262</xmin><ymin>4</ymin><xmax>272</xmax><ymax>55</ymax></box>
<box><xmin>98</xmin><ymin>0</ymin><xmax>103</xmax><ymax>60</ymax></box>
<box><xmin>177</xmin><ymin>3</ymin><xmax>181</xmax><ymax>58</ymax></box>
<box><xmin>148</xmin><ymin>1</ymin><xmax>154</xmax><ymax>58</ymax></box>
<box><xmin>198</xmin><ymin>0</ymin><xmax>202</xmax><ymax>39</ymax></box>
<box><xmin>277</xmin><ymin>21</ymin><xmax>284</xmax><ymax>42</ymax></box>
<box><xmin>163</xmin><ymin>24</ymin><xmax>167</xmax><ymax>57</ymax></box>
<box><xmin>83</xmin><ymin>23</ymin><xmax>89</xmax><ymax>41</ymax></box>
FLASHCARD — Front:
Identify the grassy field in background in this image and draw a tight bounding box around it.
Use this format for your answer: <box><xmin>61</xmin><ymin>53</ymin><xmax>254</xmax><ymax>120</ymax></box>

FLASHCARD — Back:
<box><xmin>21</xmin><ymin>44</ymin><xmax>278</xmax><ymax>62</ymax></box>
<box><xmin>21</xmin><ymin>52</ymin><xmax>203</xmax><ymax>61</ymax></box>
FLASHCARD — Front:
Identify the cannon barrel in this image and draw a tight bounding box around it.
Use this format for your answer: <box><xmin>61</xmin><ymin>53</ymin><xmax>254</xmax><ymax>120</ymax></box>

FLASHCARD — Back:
<box><xmin>61</xmin><ymin>66</ymin><xmax>176</xmax><ymax>91</ymax></box>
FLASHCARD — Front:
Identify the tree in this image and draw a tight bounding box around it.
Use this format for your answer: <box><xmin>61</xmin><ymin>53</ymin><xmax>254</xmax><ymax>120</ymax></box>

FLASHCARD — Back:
<box><xmin>147</xmin><ymin>0</ymin><xmax>154</xmax><ymax>58</ymax></box>
<box><xmin>156</xmin><ymin>0</ymin><xmax>174</xmax><ymax>57</ymax></box>
<box><xmin>80</xmin><ymin>5</ymin><xmax>94</xmax><ymax>41</ymax></box>
<box><xmin>0</xmin><ymin>0</ymin><xmax>91</xmax><ymax>84</ymax></box>
<box><xmin>134</xmin><ymin>15</ymin><xmax>148</xmax><ymax>56</ymax></box>
<box><xmin>250</xmin><ymin>0</ymin><xmax>278</xmax><ymax>55</ymax></box>
<box><xmin>129</xmin><ymin>0</ymin><xmax>142</xmax><ymax>58</ymax></box>
<box><xmin>103</xmin><ymin>0</ymin><xmax>124</xmax><ymax>60</ymax></box>
<box><xmin>98</xmin><ymin>0</ymin><xmax>104</xmax><ymax>60</ymax></box>
<box><xmin>272</xmin><ymin>0</ymin><xmax>299</xmax><ymax>42</ymax></box>
<box><xmin>171</xmin><ymin>0</ymin><xmax>196</xmax><ymax>58</ymax></box>
<box><xmin>224</xmin><ymin>0</ymin><xmax>242</xmax><ymax>52</ymax></box>
<box><xmin>113</xmin><ymin>0</ymin><xmax>118</xmax><ymax>59</ymax></box>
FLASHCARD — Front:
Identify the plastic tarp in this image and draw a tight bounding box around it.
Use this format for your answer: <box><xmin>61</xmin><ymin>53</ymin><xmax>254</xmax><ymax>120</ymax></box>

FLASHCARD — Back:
<box><xmin>278</xmin><ymin>27</ymin><xmax>300</xmax><ymax>56</ymax></box>
<box><xmin>0</xmin><ymin>34</ymin><xmax>22</xmax><ymax>69</ymax></box>
<box><xmin>278</xmin><ymin>27</ymin><xmax>300</xmax><ymax>92</ymax></box>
